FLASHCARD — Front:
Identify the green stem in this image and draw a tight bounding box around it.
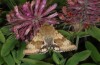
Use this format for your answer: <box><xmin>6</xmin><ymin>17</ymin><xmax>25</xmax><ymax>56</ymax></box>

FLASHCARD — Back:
<box><xmin>75</xmin><ymin>36</ymin><xmax>80</xmax><ymax>49</ymax></box>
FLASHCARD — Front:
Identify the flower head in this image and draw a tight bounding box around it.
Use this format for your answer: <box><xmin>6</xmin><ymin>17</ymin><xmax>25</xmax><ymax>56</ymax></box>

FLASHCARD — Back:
<box><xmin>59</xmin><ymin>0</ymin><xmax>100</xmax><ymax>29</ymax></box>
<box><xmin>7</xmin><ymin>0</ymin><xmax>58</xmax><ymax>41</ymax></box>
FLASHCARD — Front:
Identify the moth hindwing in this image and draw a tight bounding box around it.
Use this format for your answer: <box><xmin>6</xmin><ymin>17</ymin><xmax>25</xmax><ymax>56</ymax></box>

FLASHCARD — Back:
<box><xmin>24</xmin><ymin>24</ymin><xmax>77</xmax><ymax>54</ymax></box>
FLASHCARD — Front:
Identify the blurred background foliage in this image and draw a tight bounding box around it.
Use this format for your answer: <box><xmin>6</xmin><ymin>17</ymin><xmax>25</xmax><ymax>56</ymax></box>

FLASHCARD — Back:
<box><xmin>0</xmin><ymin>0</ymin><xmax>100</xmax><ymax>65</ymax></box>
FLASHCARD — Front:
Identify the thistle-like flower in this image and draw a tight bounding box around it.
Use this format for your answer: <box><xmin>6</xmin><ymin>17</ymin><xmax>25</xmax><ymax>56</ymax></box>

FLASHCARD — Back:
<box><xmin>59</xmin><ymin>0</ymin><xmax>100</xmax><ymax>29</ymax></box>
<box><xmin>7</xmin><ymin>0</ymin><xmax>58</xmax><ymax>41</ymax></box>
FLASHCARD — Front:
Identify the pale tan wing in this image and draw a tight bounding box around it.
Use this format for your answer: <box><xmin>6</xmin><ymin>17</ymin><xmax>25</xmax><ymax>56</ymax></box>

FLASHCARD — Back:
<box><xmin>24</xmin><ymin>40</ymin><xmax>44</xmax><ymax>54</ymax></box>
<box><xmin>55</xmin><ymin>37</ymin><xmax>77</xmax><ymax>52</ymax></box>
<box><xmin>53</xmin><ymin>30</ymin><xmax>77</xmax><ymax>52</ymax></box>
<box><xmin>24</xmin><ymin>29</ymin><xmax>45</xmax><ymax>54</ymax></box>
<box><xmin>24</xmin><ymin>25</ymin><xmax>49</xmax><ymax>54</ymax></box>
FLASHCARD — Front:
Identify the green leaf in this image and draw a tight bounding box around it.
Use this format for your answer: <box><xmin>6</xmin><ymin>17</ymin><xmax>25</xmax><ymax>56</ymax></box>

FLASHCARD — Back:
<box><xmin>66</xmin><ymin>50</ymin><xmax>91</xmax><ymax>65</ymax></box>
<box><xmin>0</xmin><ymin>56</ymin><xmax>4</xmax><ymax>65</ymax></box>
<box><xmin>28</xmin><ymin>53</ymin><xmax>47</xmax><ymax>60</ymax></box>
<box><xmin>85</xmin><ymin>41</ymin><xmax>100</xmax><ymax>63</ymax></box>
<box><xmin>1</xmin><ymin>35</ymin><xmax>18</xmax><ymax>56</ymax></box>
<box><xmin>58</xmin><ymin>30</ymin><xmax>72</xmax><ymax>39</ymax></box>
<box><xmin>52</xmin><ymin>0</ymin><xmax>66</xmax><ymax>9</ymax></box>
<box><xmin>22</xmin><ymin>58</ymin><xmax>54</xmax><ymax>65</ymax></box>
<box><xmin>0</xmin><ymin>45</ymin><xmax>4</xmax><ymax>65</ymax></box>
<box><xmin>17</xmin><ymin>42</ymin><xmax>26</xmax><ymax>60</ymax></box>
<box><xmin>81</xmin><ymin>63</ymin><xmax>96</xmax><ymax>65</ymax></box>
<box><xmin>11</xmin><ymin>50</ymin><xmax>21</xmax><ymax>64</ymax></box>
<box><xmin>0</xmin><ymin>30</ymin><xmax>5</xmax><ymax>43</ymax></box>
<box><xmin>18</xmin><ymin>0</ymin><xmax>27</xmax><ymax>4</ymax></box>
<box><xmin>2</xmin><ymin>63</ymin><xmax>7</xmax><ymax>65</ymax></box>
<box><xmin>3</xmin><ymin>54</ymin><xmax>15</xmax><ymax>65</ymax></box>
<box><xmin>76</xmin><ymin>31</ymin><xmax>88</xmax><ymax>38</ymax></box>
<box><xmin>87</xmin><ymin>26</ymin><xmax>100</xmax><ymax>41</ymax></box>
<box><xmin>0</xmin><ymin>26</ymin><xmax>11</xmax><ymax>36</ymax></box>
<box><xmin>52</xmin><ymin>52</ymin><xmax>60</xmax><ymax>64</ymax></box>
<box><xmin>3</xmin><ymin>0</ymin><xmax>16</xmax><ymax>9</ymax></box>
<box><xmin>60</xmin><ymin>59</ymin><xmax>66</xmax><ymax>65</ymax></box>
<box><xmin>21</xmin><ymin>63</ymin><xmax>31</xmax><ymax>65</ymax></box>
<box><xmin>56</xmin><ymin>52</ymin><xmax>64</xmax><ymax>60</ymax></box>
<box><xmin>0</xmin><ymin>18</ymin><xmax>4</xmax><ymax>23</ymax></box>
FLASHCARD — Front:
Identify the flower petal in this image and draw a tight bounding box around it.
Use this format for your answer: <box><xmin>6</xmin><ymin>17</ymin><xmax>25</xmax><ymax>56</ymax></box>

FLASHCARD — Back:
<box><xmin>14</xmin><ymin>6</ymin><xmax>25</xmax><ymax>19</ymax></box>
<box><xmin>31</xmin><ymin>0</ymin><xmax>35</xmax><ymax>14</ymax></box>
<box><xmin>13</xmin><ymin>22</ymin><xmax>31</xmax><ymax>39</ymax></box>
<box><xmin>42</xmin><ymin>3</ymin><xmax>57</xmax><ymax>17</ymax></box>
<box><xmin>34</xmin><ymin>0</ymin><xmax>41</xmax><ymax>15</ymax></box>
<box><xmin>62</xmin><ymin>6</ymin><xmax>67</xmax><ymax>15</ymax></box>
<box><xmin>68</xmin><ymin>0</ymin><xmax>78</xmax><ymax>5</ymax></box>
<box><xmin>19</xmin><ymin>26</ymin><xmax>28</xmax><ymax>40</ymax></box>
<box><xmin>25</xmin><ymin>25</ymin><xmax>32</xmax><ymax>35</ymax></box>
<box><xmin>38</xmin><ymin>0</ymin><xmax>47</xmax><ymax>15</ymax></box>
<box><xmin>46</xmin><ymin>19</ymin><xmax>57</xmax><ymax>24</ymax></box>
<box><xmin>6</xmin><ymin>14</ymin><xmax>12</xmax><ymax>23</ymax></box>
<box><xmin>58</xmin><ymin>13</ymin><xmax>66</xmax><ymax>20</ymax></box>
<box><xmin>21</xmin><ymin>2</ymin><xmax>34</xmax><ymax>18</ymax></box>
<box><xmin>47</xmin><ymin>12</ymin><xmax>58</xmax><ymax>18</ymax></box>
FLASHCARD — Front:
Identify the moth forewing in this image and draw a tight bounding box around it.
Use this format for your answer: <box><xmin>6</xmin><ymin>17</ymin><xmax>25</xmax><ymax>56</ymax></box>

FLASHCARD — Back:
<box><xmin>60</xmin><ymin>39</ymin><xmax>77</xmax><ymax>51</ymax></box>
<box><xmin>24</xmin><ymin>40</ymin><xmax>44</xmax><ymax>54</ymax></box>
<box><xmin>54</xmin><ymin>35</ymin><xmax>77</xmax><ymax>52</ymax></box>
<box><xmin>24</xmin><ymin>44</ymin><xmax>40</xmax><ymax>54</ymax></box>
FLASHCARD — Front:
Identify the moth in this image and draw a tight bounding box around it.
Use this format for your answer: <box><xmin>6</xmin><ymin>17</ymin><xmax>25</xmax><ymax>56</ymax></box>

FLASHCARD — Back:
<box><xmin>24</xmin><ymin>24</ymin><xmax>77</xmax><ymax>54</ymax></box>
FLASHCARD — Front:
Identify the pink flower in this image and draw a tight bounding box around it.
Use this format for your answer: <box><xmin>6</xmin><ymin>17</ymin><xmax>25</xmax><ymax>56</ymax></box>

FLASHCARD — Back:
<box><xmin>59</xmin><ymin>0</ymin><xmax>100</xmax><ymax>29</ymax></box>
<box><xmin>68</xmin><ymin>0</ymin><xmax>100</xmax><ymax>23</ymax></box>
<box><xmin>7</xmin><ymin>0</ymin><xmax>58</xmax><ymax>41</ymax></box>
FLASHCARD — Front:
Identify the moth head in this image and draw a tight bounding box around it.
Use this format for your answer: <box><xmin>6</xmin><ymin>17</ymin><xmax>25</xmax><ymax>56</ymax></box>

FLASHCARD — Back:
<box><xmin>44</xmin><ymin>37</ymin><xmax>53</xmax><ymax>45</ymax></box>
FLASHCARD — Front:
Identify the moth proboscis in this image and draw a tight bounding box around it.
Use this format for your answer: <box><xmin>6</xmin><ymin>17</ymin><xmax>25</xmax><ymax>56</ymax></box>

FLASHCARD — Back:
<box><xmin>24</xmin><ymin>24</ymin><xmax>77</xmax><ymax>54</ymax></box>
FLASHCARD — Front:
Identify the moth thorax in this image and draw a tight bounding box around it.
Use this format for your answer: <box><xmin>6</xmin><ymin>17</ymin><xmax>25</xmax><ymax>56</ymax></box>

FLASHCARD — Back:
<box><xmin>44</xmin><ymin>37</ymin><xmax>54</xmax><ymax>45</ymax></box>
